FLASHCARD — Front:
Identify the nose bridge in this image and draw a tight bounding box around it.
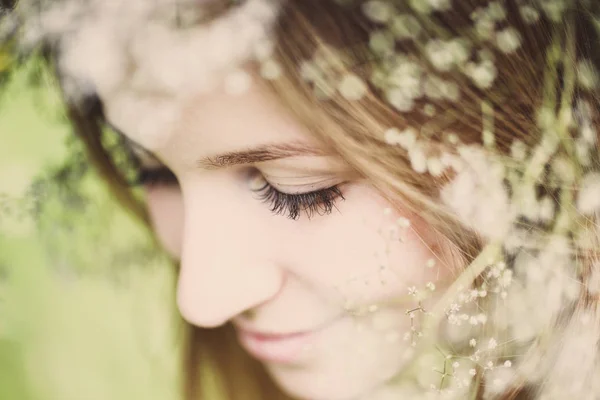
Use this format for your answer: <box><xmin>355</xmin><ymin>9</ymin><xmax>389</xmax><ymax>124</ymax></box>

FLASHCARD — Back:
<box><xmin>176</xmin><ymin>181</ymin><xmax>285</xmax><ymax>328</ymax></box>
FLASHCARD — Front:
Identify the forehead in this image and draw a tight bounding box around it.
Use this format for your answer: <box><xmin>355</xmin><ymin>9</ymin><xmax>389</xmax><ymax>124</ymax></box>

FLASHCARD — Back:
<box><xmin>102</xmin><ymin>71</ymin><xmax>321</xmax><ymax>167</ymax></box>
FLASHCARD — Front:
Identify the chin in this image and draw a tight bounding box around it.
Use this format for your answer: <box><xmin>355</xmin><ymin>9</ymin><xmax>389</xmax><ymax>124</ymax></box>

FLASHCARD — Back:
<box><xmin>267</xmin><ymin>367</ymin><xmax>384</xmax><ymax>400</ymax></box>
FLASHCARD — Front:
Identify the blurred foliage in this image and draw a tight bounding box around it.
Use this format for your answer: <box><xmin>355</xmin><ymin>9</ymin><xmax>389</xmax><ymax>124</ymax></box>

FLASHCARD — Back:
<box><xmin>0</xmin><ymin>55</ymin><xmax>182</xmax><ymax>399</ymax></box>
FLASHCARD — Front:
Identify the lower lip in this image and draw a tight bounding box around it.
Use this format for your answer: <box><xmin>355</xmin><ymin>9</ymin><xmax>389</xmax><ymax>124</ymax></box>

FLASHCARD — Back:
<box><xmin>236</xmin><ymin>329</ymin><xmax>315</xmax><ymax>364</ymax></box>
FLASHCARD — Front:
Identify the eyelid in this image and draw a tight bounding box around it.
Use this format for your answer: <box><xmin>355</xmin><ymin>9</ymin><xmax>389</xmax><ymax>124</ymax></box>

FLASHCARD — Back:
<box><xmin>265</xmin><ymin>177</ymin><xmax>342</xmax><ymax>192</ymax></box>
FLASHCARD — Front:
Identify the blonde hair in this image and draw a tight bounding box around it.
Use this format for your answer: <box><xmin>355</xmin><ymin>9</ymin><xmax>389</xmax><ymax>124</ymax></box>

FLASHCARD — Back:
<box><xmin>61</xmin><ymin>1</ymin><xmax>600</xmax><ymax>399</ymax></box>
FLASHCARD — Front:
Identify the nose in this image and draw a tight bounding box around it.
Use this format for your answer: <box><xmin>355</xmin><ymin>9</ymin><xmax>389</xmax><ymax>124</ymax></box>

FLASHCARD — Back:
<box><xmin>176</xmin><ymin>182</ymin><xmax>286</xmax><ymax>328</ymax></box>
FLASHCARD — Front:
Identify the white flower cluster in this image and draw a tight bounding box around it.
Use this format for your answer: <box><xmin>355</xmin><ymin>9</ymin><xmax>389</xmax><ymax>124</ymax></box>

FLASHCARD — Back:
<box><xmin>12</xmin><ymin>0</ymin><xmax>283</xmax><ymax>150</ymax></box>
<box><xmin>441</xmin><ymin>147</ymin><xmax>512</xmax><ymax>240</ymax></box>
<box><xmin>327</xmin><ymin>1</ymin><xmax>600</xmax><ymax>397</ymax></box>
<box><xmin>16</xmin><ymin>0</ymin><xmax>283</xmax><ymax>100</ymax></box>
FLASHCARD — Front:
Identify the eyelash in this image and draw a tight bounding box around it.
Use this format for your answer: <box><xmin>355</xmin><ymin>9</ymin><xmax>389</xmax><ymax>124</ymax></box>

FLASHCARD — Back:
<box><xmin>252</xmin><ymin>180</ymin><xmax>345</xmax><ymax>221</ymax></box>
<box><xmin>132</xmin><ymin>167</ymin><xmax>345</xmax><ymax>220</ymax></box>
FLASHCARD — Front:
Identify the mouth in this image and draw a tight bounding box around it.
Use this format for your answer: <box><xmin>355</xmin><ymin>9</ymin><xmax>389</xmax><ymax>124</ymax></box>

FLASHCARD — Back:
<box><xmin>234</xmin><ymin>326</ymin><xmax>320</xmax><ymax>364</ymax></box>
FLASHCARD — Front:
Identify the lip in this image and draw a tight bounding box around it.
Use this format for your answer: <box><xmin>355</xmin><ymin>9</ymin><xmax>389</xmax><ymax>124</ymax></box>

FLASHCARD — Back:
<box><xmin>235</xmin><ymin>326</ymin><xmax>318</xmax><ymax>364</ymax></box>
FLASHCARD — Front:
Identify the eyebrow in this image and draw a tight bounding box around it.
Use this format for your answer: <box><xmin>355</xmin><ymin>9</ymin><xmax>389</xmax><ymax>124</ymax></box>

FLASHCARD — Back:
<box><xmin>106</xmin><ymin>122</ymin><xmax>328</xmax><ymax>170</ymax></box>
<box><xmin>198</xmin><ymin>142</ymin><xmax>329</xmax><ymax>170</ymax></box>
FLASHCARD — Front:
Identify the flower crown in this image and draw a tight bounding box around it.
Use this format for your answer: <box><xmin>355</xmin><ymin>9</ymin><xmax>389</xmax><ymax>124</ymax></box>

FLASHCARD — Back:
<box><xmin>2</xmin><ymin>0</ymin><xmax>600</xmax><ymax>398</ymax></box>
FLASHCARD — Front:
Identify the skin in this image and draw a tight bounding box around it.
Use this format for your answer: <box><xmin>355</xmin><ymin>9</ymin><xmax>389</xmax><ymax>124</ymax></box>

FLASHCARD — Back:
<box><xmin>102</xmin><ymin>70</ymin><xmax>454</xmax><ymax>400</ymax></box>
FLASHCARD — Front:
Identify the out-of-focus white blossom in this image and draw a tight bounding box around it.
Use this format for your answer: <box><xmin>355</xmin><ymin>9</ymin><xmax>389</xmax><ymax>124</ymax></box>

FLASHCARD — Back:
<box><xmin>519</xmin><ymin>5</ymin><xmax>540</xmax><ymax>24</ymax></box>
<box><xmin>362</xmin><ymin>1</ymin><xmax>394</xmax><ymax>23</ymax></box>
<box><xmin>390</xmin><ymin>14</ymin><xmax>422</xmax><ymax>40</ymax></box>
<box><xmin>465</xmin><ymin>60</ymin><xmax>498</xmax><ymax>89</ymax></box>
<box><xmin>338</xmin><ymin>74</ymin><xmax>369</xmax><ymax>100</ymax></box>
<box><xmin>577</xmin><ymin>60</ymin><xmax>599</xmax><ymax>90</ymax></box>
<box><xmin>260</xmin><ymin>59</ymin><xmax>282</xmax><ymax>80</ymax></box>
<box><xmin>441</xmin><ymin>147</ymin><xmax>511</xmax><ymax>240</ymax></box>
<box><xmin>577</xmin><ymin>173</ymin><xmax>600</xmax><ymax>215</ymax></box>
<box><xmin>426</xmin><ymin>39</ymin><xmax>470</xmax><ymax>72</ymax></box>
<box><xmin>496</xmin><ymin>27</ymin><xmax>522</xmax><ymax>54</ymax></box>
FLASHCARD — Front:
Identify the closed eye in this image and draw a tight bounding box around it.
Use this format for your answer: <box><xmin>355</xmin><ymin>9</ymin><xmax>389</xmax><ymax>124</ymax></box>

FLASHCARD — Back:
<box><xmin>251</xmin><ymin>178</ymin><xmax>345</xmax><ymax>221</ymax></box>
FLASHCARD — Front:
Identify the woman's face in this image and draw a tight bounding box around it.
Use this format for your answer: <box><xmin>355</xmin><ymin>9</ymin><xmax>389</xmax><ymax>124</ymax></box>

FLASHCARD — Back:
<box><xmin>103</xmin><ymin>70</ymin><xmax>453</xmax><ymax>400</ymax></box>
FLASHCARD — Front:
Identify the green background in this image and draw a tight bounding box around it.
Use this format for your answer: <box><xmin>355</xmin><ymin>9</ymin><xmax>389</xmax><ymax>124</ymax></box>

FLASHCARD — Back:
<box><xmin>0</xmin><ymin>59</ymin><xmax>182</xmax><ymax>400</ymax></box>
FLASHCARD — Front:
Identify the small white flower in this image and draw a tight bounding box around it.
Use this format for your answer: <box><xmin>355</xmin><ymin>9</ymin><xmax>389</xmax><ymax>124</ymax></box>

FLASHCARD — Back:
<box><xmin>369</xmin><ymin>30</ymin><xmax>395</xmax><ymax>56</ymax></box>
<box><xmin>496</xmin><ymin>27</ymin><xmax>522</xmax><ymax>54</ymax></box>
<box><xmin>423</xmin><ymin>104</ymin><xmax>436</xmax><ymax>116</ymax></box>
<box><xmin>398</xmin><ymin>128</ymin><xmax>418</xmax><ymax>149</ymax></box>
<box><xmin>386</xmin><ymin>88</ymin><xmax>415</xmax><ymax>111</ymax></box>
<box><xmin>409</xmin><ymin>0</ymin><xmax>432</xmax><ymax>14</ymax></box>
<box><xmin>426</xmin><ymin>258</ymin><xmax>436</xmax><ymax>268</ymax></box>
<box><xmin>474</xmin><ymin>14</ymin><xmax>495</xmax><ymax>40</ymax></box>
<box><xmin>362</xmin><ymin>1</ymin><xmax>394</xmax><ymax>23</ymax></box>
<box><xmin>384</xmin><ymin>128</ymin><xmax>402</xmax><ymax>145</ymax></box>
<box><xmin>446</xmin><ymin>133</ymin><xmax>460</xmax><ymax>145</ymax></box>
<box><xmin>442</xmin><ymin>81</ymin><xmax>461</xmax><ymax>102</ymax></box>
<box><xmin>504</xmin><ymin>360</ymin><xmax>512</xmax><ymax>368</ymax></box>
<box><xmin>541</xmin><ymin>0</ymin><xmax>567</xmax><ymax>22</ymax></box>
<box><xmin>397</xmin><ymin>217</ymin><xmax>411</xmax><ymax>228</ymax></box>
<box><xmin>388</xmin><ymin>60</ymin><xmax>423</xmax><ymax>97</ymax></box>
<box><xmin>427</xmin><ymin>158</ymin><xmax>445</xmax><ymax>177</ymax></box>
<box><xmin>488</xmin><ymin>338</ymin><xmax>498</xmax><ymax>349</ymax></box>
<box><xmin>426</xmin><ymin>282</ymin><xmax>436</xmax><ymax>291</ymax></box>
<box><xmin>552</xmin><ymin>156</ymin><xmax>577</xmax><ymax>184</ymax></box>
<box><xmin>519</xmin><ymin>5</ymin><xmax>540</xmax><ymax>24</ymax></box>
<box><xmin>576</xmin><ymin>139</ymin><xmax>592</xmax><ymax>166</ymax></box>
<box><xmin>408</xmin><ymin>286</ymin><xmax>418</xmax><ymax>296</ymax></box>
<box><xmin>469</xmin><ymin>368</ymin><xmax>477</xmax><ymax>376</ymax></box>
<box><xmin>466</xmin><ymin>59</ymin><xmax>498</xmax><ymax>89</ymax></box>
<box><xmin>469</xmin><ymin>338</ymin><xmax>477</xmax><ymax>347</ymax></box>
<box><xmin>577</xmin><ymin>59</ymin><xmax>599</xmax><ymax>90</ymax></box>
<box><xmin>577</xmin><ymin>173</ymin><xmax>600</xmax><ymax>215</ymax></box>
<box><xmin>428</xmin><ymin>0</ymin><xmax>452</xmax><ymax>11</ymax></box>
<box><xmin>510</xmin><ymin>140</ymin><xmax>527</xmax><ymax>161</ymax></box>
<box><xmin>426</xmin><ymin>39</ymin><xmax>469</xmax><ymax>72</ymax></box>
<box><xmin>487</xmin><ymin>1</ymin><xmax>507</xmax><ymax>21</ymax></box>
<box><xmin>338</xmin><ymin>74</ymin><xmax>368</xmax><ymax>100</ymax></box>
<box><xmin>499</xmin><ymin>269</ymin><xmax>513</xmax><ymax>288</ymax></box>
<box><xmin>538</xmin><ymin>196</ymin><xmax>555</xmax><ymax>222</ymax></box>
<box><xmin>409</xmin><ymin>146</ymin><xmax>428</xmax><ymax>173</ymax></box>
<box><xmin>390</xmin><ymin>14</ymin><xmax>422</xmax><ymax>40</ymax></box>
<box><xmin>260</xmin><ymin>59</ymin><xmax>282</xmax><ymax>80</ymax></box>
<box><xmin>580</xmin><ymin>124</ymin><xmax>597</xmax><ymax>145</ymax></box>
<box><xmin>300</xmin><ymin>61</ymin><xmax>320</xmax><ymax>81</ymax></box>
<box><xmin>441</xmin><ymin>147</ymin><xmax>510</xmax><ymax>240</ymax></box>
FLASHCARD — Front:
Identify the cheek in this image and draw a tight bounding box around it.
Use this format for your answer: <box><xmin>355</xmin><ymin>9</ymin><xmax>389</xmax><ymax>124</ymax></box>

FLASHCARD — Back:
<box><xmin>144</xmin><ymin>186</ymin><xmax>184</xmax><ymax>258</ymax></box>
<box><xmin>291</xmin><ymin>183</ymin><xmax>454</xmax><ymax>307</ymax></box>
